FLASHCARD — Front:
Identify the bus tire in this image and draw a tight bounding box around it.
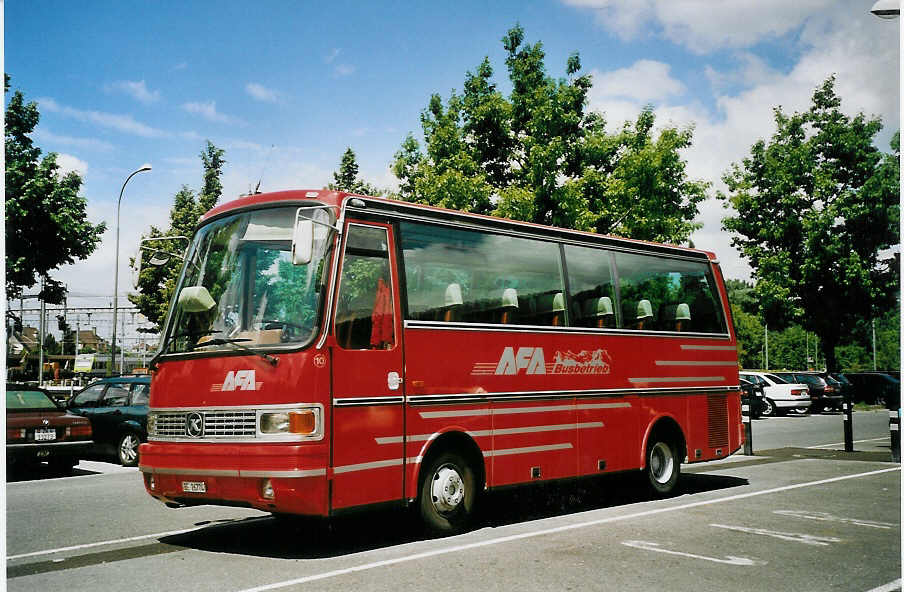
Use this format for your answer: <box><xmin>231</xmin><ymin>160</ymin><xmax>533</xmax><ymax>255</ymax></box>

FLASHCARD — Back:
<box><xmin>645</xmin><ymin>438</ymin><xmax>680</xmax><ymax>496</ymax></box>
<box><xmin>419</xmin><ymin>451</ymin><xmax>477</xmax><ymax>535</ymax></box>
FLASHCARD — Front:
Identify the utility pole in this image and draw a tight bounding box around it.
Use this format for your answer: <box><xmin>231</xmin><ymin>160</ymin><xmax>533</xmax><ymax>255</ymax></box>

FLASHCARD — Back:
<box><xmin>872</xmin><ymin>318</ymin><xmax>877</xmax><ymax>370</ymax></box>
<box><xmin>37</xmin><ymin>278</ymin><xmax>46</xmax><ymax>386</ymax></box>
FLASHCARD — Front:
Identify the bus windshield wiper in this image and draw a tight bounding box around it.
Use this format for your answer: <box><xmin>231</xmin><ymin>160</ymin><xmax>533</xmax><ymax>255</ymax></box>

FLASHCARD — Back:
<box><xmin>148</xmin><ymin>330</ymin><xmax>219</xmax><ymax>371</ymax></box>
<box><xmin>197</xmin><ymin>337</ymin><xmax>279</xmax><ymax>366</ymax></box>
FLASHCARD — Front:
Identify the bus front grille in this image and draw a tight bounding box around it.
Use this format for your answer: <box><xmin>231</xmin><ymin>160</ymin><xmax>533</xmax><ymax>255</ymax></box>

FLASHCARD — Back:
<box><xmin>149</xmin><ymin>410</ymin><xmax>258</xmax><ymax>440</ymax></box>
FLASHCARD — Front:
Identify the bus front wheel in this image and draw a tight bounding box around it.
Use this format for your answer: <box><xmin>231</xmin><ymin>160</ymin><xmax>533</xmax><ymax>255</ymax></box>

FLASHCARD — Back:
<box><xmin>419</xmin><ymin>452</ymin><xmax>477</xmax><ymax>535</ymax></box>
<box><xmin>645</xmin><ymin>438</ymin><xmax>680</xmax><ymax>496</ymax></box>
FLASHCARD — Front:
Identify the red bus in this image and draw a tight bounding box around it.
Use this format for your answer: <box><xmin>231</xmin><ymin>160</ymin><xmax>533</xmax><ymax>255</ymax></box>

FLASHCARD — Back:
<box><xmin>139</xmin><ymin>189</ymin><xmax>742</xmax><ymax>533</ymax></box>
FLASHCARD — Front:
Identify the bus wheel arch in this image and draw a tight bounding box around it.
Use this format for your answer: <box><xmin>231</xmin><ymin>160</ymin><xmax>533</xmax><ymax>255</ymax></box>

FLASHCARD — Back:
<box><xmin>641</xmin><ymin>416</ymin><xmax>685</xmax><ymax>496</ymax></box>
<box><xmin>416</xmin><ymin>431</ymin><xmax>485</xmax><ymax>535</ymax></box>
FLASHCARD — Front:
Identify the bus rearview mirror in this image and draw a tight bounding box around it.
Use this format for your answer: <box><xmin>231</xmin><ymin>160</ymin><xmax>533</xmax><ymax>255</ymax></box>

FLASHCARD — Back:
<box><xmin>292</xmin><ymin>219</ymin><xmax>314</xmax><ymax>265</ymax></box>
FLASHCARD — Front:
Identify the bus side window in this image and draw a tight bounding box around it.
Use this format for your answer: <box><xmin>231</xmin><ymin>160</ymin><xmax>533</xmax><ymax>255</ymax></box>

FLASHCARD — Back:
<box><xmin>335</xmin><ymin>225</ymin><xmax>394</xmax><ymax>350</ymax></box>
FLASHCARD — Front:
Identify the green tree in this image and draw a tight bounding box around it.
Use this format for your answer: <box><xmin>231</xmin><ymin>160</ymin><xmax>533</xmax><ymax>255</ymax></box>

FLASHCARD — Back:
<box><xmin>720</xmin><ymin>77</ymin><xmax>899</xmax><ymax>371</ymax></box>
<box><xmin>327</xmin><ymin>147</ymin><xmax>382</xmax><ymax>195</ymax></box>
<box><xmin>129</xmin><ymin>144</ymin><xmax>226</xmax><ymax>330</ymax></box>
<box><xmin>198</xmin><ymin>140</ymin><xmax>226</xmax><ymax>214</ymax></box>
<box><xmin>5</xmin><ymin>75</ymin><xmax>106</xmax><ymax>303</ymax></box>
<box><xmin>392</xmin><ymin>25</ymin><xmax>708</xmax><ymax>244</ymax></box>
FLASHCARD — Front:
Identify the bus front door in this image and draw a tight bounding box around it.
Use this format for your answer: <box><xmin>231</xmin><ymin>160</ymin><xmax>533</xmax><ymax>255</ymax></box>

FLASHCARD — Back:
<box><xmin>330</xmin><ymin>221</ymin><xmax>405</xmax><ymax>510</ymax></box>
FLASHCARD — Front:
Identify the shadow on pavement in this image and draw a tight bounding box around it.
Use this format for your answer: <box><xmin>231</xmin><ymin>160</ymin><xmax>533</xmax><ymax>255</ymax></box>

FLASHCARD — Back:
<box><xmin>158</xmin><ymin>472</ymin><xmax>749</xmax><ymax>560</ymax></box>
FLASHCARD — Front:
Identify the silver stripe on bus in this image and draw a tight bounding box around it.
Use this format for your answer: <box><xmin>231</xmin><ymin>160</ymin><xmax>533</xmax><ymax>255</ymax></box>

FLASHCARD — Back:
<box><xmin>333</xmin><ymin>458</ymin><xmax>405</xmax><ymax>474</ymax></box>
<box><xmin>375</xmin><ymin>421</ymin><xmax>605</xmax><ymax>445</ymax></box>
<box><xmin>679</xmin><ymin>345</ymin><xmax>738</xmax><ymax>351</ymax></box>
<box><xmin>403</xmin><ymin>319</ymin><xmax>730</xmax><ymax>338</ymax></box>
<box><xmin>333</xmin><ymin>396</ymin><xmax>404</xmax><ymax>407</ymax></box>
<box><xmin>484</xmin><ymin>443</ymin><xmax>573</xmax><ymax>457</ymax></box>
<box><xmin>655</xmin><ymin>360</ymin><xmax>738</xmax><ymax>366</ymax></box>
<box><xmin>629</xmin><ymin>376</ymin><xmax>725</xmax><ymax>383</ymax></box>
<box><xmin>138</xmin><ymin>466</ymin><xmax>326</xmax><ymax>478</ymax></box>
<box><xmin>406</xmin><ymin>386</ymin><xmax>729</xmax><ymax>405</ymax></box>
<box><xmin>419</xmin><ymin>402</ymin><xmax>631</xmax><ymax>419</ymax></box>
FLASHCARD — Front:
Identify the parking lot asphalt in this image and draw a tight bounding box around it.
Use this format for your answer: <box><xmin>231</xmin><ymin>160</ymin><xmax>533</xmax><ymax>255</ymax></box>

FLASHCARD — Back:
<box><xmin>6</xmin><ymin>411</ymin><xmax>901</xmax><ymax>592</ymax></box>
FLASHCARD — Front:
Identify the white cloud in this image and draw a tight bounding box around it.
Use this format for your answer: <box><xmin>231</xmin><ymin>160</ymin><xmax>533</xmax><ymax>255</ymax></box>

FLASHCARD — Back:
<box><xmin>590</xmin><ymin>60</ymin><xmax>685</xmax><ymax>104</ymax></box>
<box><xmin>334</xmin><ymin>64</ymin><xmax>356</xmax><ymax>77</ymax></box>
<box><xmin>38</xmin><ymin>97</ymin><xmax>168</xmax><ymax>138</ymax></box>
<box><xmin>54</xmin><ymin>153</ymin><xmax>89</xmax><ymax>177</ymax></box>
<box><xmin>581</xmin><ymin>5</ymin><xmax>899</xmax><ymax>281</ymax></box>
<box><xmin>107</xmin><ymin>80</ymin><xmax>161</xmax><ymax>104</ymax></box>
<box><xmin>245</xmin><ymin>82</ymin><xmax>281</xmax><ymax>104</ymax></box>
<box><xmin>563</xmin><ymin>0</ymin><xmax>829</xmax><ymax>53</ymax></box>
<box><xmin>181</xmin><ymin>100</ymin><xmax>245</xmax><ymax>125</ymax></box>
<box><xmin>34</xmin><ymin>129</ymin><xmax>115</xmax><ymax>152</ymax></box>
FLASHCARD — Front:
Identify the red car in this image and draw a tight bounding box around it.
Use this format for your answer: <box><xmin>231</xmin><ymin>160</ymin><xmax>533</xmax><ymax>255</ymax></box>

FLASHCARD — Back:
<box><xmin>6</xmin><ymin>384</ymin><xmax>93</xmax><ymax>474</ymax></box>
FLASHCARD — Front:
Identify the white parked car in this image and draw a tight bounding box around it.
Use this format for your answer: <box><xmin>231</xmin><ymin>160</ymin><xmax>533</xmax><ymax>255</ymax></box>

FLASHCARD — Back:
<box><xmin>739</xmin><ymin>371</ymin><xmax>811</xmax><ymax>417</ymax></box>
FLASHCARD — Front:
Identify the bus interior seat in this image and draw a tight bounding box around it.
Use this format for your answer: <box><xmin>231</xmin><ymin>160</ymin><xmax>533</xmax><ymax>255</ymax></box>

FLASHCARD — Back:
<box><xmin>498</xmin><ymin>288</ymin><xmax>519</xmax><ymax>324</ymax></box>
<box><xmin>635</xmin><ymin>299</ymin><xmax>653</xmax><ymax>330</ymax></box>
<box><xmin>674</xmin><ymin>302</ymin><xmax>690</xmax><ymax>331</ymax></box>
<box><xmin>583</xmin><ymin>296</ymin><xmax>615</xmax><ymax>328</ymax></box>
<box><xmin>442</xmin><ymin>283</ymin><xmax>463</xmax><ymax>322</ymax></box>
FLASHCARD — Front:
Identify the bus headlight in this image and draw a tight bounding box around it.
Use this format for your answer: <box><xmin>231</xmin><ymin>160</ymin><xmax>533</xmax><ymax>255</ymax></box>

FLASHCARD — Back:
<box><xmin>259</xmin><ymin>408</ymin><xmax>320</xmax><ymax>437</ymax></box>
<box><xmin>260</xmin><ymin>412</ymin><xmax>290</xmax><ymax>433</ymax></box>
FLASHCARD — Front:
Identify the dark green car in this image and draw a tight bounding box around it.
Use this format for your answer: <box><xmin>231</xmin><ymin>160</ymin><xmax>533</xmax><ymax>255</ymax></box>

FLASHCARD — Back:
<box><xmin>66</xmin><ymin>375</ymin><xmax>150</xmax><ymax>466</ymax></box>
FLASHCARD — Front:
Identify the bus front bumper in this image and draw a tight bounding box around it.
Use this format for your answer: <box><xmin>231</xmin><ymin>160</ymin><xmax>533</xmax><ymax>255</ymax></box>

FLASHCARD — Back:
<box><xmin>139</xmin><ymin>441</ymin><xmax>329</xmax><ymax>516</ymax></box>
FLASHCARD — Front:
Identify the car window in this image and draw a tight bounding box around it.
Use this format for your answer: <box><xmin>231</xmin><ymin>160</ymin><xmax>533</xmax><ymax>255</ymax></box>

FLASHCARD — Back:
<box><xmin>765</xmin><ymin>374</ymin><xmax>786</xmax><ymax>384</ymax></box>
<box><xmin>103</xmin><ymin>384</ymin><xmax>130</xmax><ymax>407</ymax></box>
<box><xmin>72</xmin><ymin>384</ymin><xmax>105</xmax><ymax>407</ymax></box>
<box><xmin>7</xmin><ymin>389</ymin><xmax>58</xmax><ymax>410</ymax></box>
<box><xmin>130</xmin><ymin>383</ymin><xmax>150</xmax><ymax>405</ymax></box>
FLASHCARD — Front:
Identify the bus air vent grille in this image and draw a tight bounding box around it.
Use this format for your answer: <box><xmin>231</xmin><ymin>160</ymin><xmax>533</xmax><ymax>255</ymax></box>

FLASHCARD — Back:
<box><xmin>706</xmin><ymin>395</ymin><xmax>729</xmax><ymax>448</ymax></box>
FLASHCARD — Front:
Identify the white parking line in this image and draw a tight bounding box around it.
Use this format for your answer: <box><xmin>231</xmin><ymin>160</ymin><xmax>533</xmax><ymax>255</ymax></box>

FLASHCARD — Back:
<box><xmin>234</xmin><ymin>466</ymin><xmax>900</xmax><ymax>592</ymax></box>
<box><xmin>865</xmin><ymin>579</ymin><xmax>902</xmax><ymax>592</ymax></box>
<box><xmin>807</xmin><ymin>437</ymin><xmax>890</xmax><ymax>449</ymax></box>
<box><xmin>6</xmin><ymin>517</ymin><xmax>268</xmax><ymax>561</ymax></box>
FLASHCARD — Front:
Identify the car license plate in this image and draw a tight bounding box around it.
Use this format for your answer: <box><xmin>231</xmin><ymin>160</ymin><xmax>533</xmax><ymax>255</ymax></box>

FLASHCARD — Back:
<box><xmin>181</xmin><ymin>481</ymin><xmax>206</xmax><ymax>493</ymax></box>
<box><xmin>34</xmin><ymin>428</ymin><xmax>56</xmax><ymax>442</ymax></box>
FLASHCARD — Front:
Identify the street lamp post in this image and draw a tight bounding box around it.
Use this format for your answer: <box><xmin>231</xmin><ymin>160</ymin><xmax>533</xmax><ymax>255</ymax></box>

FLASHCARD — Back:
<box><xmin>111</xmin><ymin>164</ymin><xmax>151</xmax><ymax>376</ymax></box>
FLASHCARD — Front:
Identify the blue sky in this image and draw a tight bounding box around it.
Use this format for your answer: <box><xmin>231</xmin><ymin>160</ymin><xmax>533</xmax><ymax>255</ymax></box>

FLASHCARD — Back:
<box><xmin>5</xmin><ymin>1</ymin><xmax>900</xmax><ymax>337</ymax></box>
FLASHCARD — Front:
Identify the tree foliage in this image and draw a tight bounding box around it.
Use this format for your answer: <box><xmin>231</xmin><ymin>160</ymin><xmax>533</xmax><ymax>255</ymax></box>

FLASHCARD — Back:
<box><xmin>129</xmin><ymin>142</ymin><xmax>226</xmax><ymax>331</ymax></box>
<box><xmin>327</xmin><ymin>147</ymin><xmax>383</xmax><ymax>195</ymax></box>
<box><xmin>5</xmin><ymin>75</ymin><xmax>106</xmax><ymax>303</ymax></box>
<box><xmin>392</xmin><ymin>25</ymin><xmax>708</xmax><ymax>244</ymax></box>
<box><xmin>720</xmin><ymin>77</ymin><xmax>899</xmax><ymax>371</ymax></box>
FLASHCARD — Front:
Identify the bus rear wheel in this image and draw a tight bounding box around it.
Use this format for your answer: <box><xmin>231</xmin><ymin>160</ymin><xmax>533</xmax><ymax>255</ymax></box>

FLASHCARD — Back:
<box><xmin>646</xmin><ymin>438</ymin><xmax>680</xmax><ymax>496</ymax></box>
<box><xmin>419</xmin><ymin>452</ymin><xmax>477</xmax><ymax>535</ymax></box>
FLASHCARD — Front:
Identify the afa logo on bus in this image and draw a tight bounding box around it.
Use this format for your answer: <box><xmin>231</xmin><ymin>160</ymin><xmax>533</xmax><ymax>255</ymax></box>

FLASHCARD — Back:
<box><xmin>475</xmin><ymin>347</ymin><xmax>613</xmax><ymax>376</ymax></box>
<box><xmin>212</xmin><ymin>370</ymin><xmax>262</xmax><ymax>391</ymax></box>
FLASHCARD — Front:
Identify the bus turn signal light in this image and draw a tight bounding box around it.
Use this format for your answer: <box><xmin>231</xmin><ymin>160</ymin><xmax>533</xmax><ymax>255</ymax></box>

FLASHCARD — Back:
<box><xmin>289</xmin><ymin>410</ymin><xmax>316</xmax><ymax>435</ymax></box>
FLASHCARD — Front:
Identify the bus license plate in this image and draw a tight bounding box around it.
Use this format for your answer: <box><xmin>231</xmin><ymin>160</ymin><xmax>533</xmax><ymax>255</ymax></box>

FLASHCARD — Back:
<box><xmin>34</xmin><ymin>429</ymin><xmax>56</xmax><ymax>441</ymax></box>
<box><xmin>181</xmin><ymin>481</ymin><xmax>206</xmax><ymax>493</ymax></box>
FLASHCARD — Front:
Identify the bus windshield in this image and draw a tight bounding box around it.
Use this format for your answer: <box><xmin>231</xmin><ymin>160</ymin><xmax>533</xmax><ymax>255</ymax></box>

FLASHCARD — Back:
<box><xmin>161</xmin><ymin>205</ymin><xmax>334</xmax><ymax>355</ymax></box>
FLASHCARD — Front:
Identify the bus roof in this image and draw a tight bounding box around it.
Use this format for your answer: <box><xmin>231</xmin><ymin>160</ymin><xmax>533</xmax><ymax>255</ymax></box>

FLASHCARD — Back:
<box><xmin>201</xmin><ymin>189</ymin><xmax>718</xmax><ymax>261</ymax></box>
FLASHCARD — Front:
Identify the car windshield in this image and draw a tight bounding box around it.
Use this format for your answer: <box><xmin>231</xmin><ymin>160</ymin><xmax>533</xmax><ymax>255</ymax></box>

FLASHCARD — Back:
<box><xmin>765</xmin><ymin>373</ymin><xmax>787</xmax><ymax>383</ymax></box>
<box><xmin>7</xmin><ymin>389</ymin><xmax>58</xmax><ymax>410</ymax></box>
<box><xmin>161</xmin><ymin>205</ymin><xmax>335</xmax><ymax>354</ymax></box>
<box><xmin>797</xmin><ymin>375</ymin><xmax>824</xmax><ymax>386</ymax></box>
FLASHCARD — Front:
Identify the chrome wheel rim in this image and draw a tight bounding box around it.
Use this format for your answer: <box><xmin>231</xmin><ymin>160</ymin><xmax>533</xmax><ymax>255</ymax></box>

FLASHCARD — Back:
<box><xmin>120</xmin><ymin>434</ymin><xmax>139</xmax><ymax>464</ymax></box>
<box><xmin>649</xmin><ymin>442</ymin><xmax>674</xmax><ymax>485</ymax></box>
<box><xmin>431</xmin><ymin>464</ymin><xmax>465</xmax><ymax>514</ymax></box>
